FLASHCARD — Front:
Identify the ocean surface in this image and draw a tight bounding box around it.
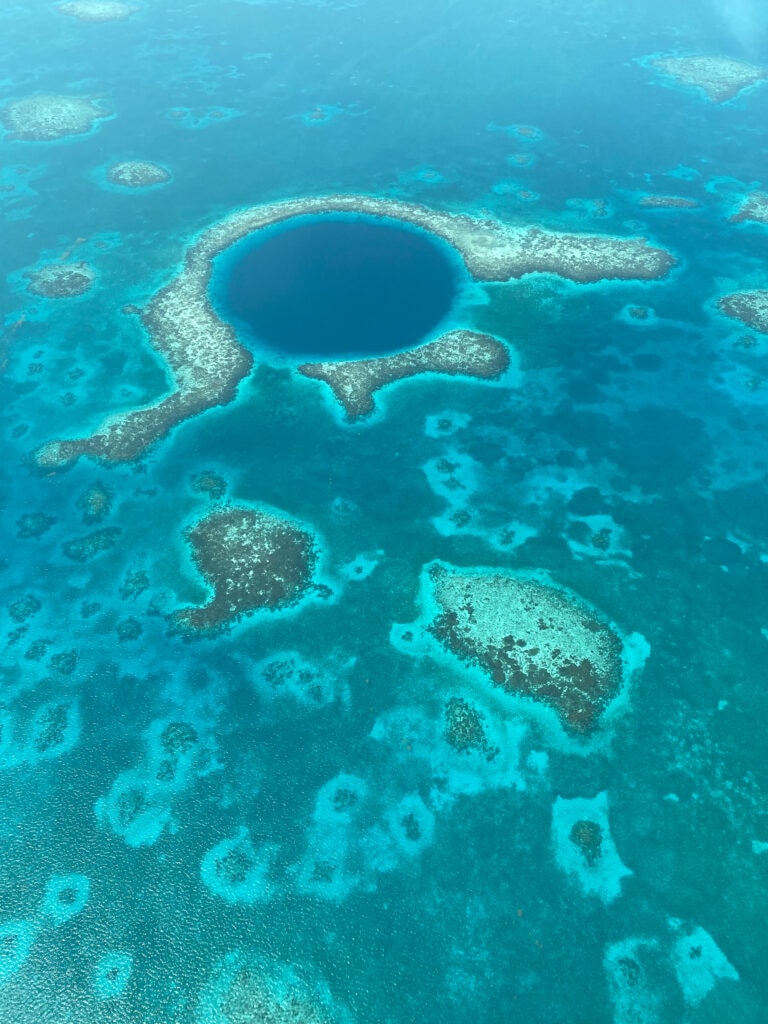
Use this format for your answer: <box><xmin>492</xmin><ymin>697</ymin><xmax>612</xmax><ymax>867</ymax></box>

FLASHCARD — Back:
<box><xmin>1</xmin><ymin>1</ymin><xmax>767</xmax><ymax>1022</ymax></box>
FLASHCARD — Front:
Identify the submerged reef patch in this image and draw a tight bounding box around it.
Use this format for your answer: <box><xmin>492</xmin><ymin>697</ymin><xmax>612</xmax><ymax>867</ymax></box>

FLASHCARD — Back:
<box><xmin>33</xmin><ymin>194</ymin><xmax>674</xmax><ymax>466</ymax></box>
<box><xmin>25</xmin><ymin>261</ymin><xmax>95</xmax><ymax>298</ymax></box>
<box><xmin>196</xmin><ymin>951</ymin><xmax>353</xmax><ymax>1024</ymax></box>
<box><xmin>0</xmin><ymin>920</ymin><xmax>37</xmax><ymax>988</ymax></box>
<box><xmin>669</xmin><ymin>921</ymin><xmax>739</xmax><ymax>1007</ymax></box>
<box><xmin>200</xmin><ymin>827</ymin><xmax>277</xmax><ymax>904</ymax></box>
<box><xmin>636</xmin><ymin>194</ymin><xmax>699</xmax><ymax>209</ymax></box>
<box><xmin>718</xmin><ymin>290</ymin><xmax>768</xmax><ymax>334</ymax></box>
<box><xmin>730</xmin><ymin>191</ymin><xmax>768</xmax><ymax>225</ymax></box>
<box><xmin>645</xmin><ymin>55</ymin><xmax>767</xmax><ymax>103</ymax></box>
<box><xmin>298</xmin><ymin>329</ymin><xmax>509</xmax><ymax>420</ymax></box>
<box><xmin>551</xmin><ymin>791</ymin><xmax>632</xmax><ymax>903</ymax></box>
<box><xmin>76</xmin><ymin>480</ymin><xmax>113</xmax><ymax>523</ymax></box>
<box><xmin>251</xmin><ymin>650</ymin><xmax>351</xmax><ymax>707</ymax></box>
<box><xmin>93</xmin><ymin>951</ymin><xmax>133</xmax><ymax>1000</ymax></box>
<box><xmin>0</xmin><ymin>94</ymin><xmax>110</xmax><ymax>141</ymax></box>
<box><xmin>40</xmin><ymin>873</ymin><xmax>90</xmax><ymax>927</ymax></box>
<box><xmin>392</xmin><ymin>561</ymin><xmax>647</xmax><ymax>737</ymax></box>
<box><xmin>172</xmin><ymin>504</ymin><xmax>324</xmax><ymax>633</ymax></box>
<box><xmin>107</xmin><ymin>160</ymin><xmax>171</xmax><ymax>188</ymax></box>
<box><xmin>62</xmin><ymin>526</ymin><xmax>121</xmax><ymax>561</ymax></box>
<box><xmin>95</xmin><ymin>717</ymin><xmax>215</xmax><ymax>847</ymax></box>
<box><xmin>604</xmin><ymin>921</ymin><xmax>740</xmax><ymax>1019</ymax></box>
<box><xmin>57</xmin><ymin>1</ymin><xmax>138</xmax><ymax>20</ymax></box>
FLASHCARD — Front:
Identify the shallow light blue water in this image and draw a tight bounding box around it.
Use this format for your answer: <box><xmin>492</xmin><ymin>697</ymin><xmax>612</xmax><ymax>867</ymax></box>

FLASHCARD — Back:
<box><xmin>1</xmin><ymin>1</ymin><xmax>767</xmax><ymax>1023</ymax></box>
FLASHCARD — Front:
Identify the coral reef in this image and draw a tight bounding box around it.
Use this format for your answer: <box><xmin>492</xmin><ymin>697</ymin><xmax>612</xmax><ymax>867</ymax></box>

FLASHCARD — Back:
<box><xmin>298</xmin><ymin>329</ymin><xmax>509</xmax><ymax>420</ymax></box>
<box><xmin>34</xmin><ymin>194</ymin><xmax>674</xmax><ymax>466</ymax></box>
<box><xmin>95</xmin><ymin>717</ymin><xmax>212</xmax><ymax>847</ymax></box>
<box><xmin>196</xmin><ymin>951</ymin><xmax>351</xmax><ymax>1024</ymax></box>
<box><xmin>718</xmin><ymin>290</ymin><xmax>768</xmax><ymax>334</ymax></box>
<box><xmin>569</xmin><ymin>819</ymin><xmax>604</xmax><ymax>867</ymax></box>
<box><xmin>50</xmin><ymin>648</ymin><xmax>78</xmax><ymax>674</ymax></box>
<box><xmin>96</xmin><ymin>767</ymin><xmax>171</xmax><ymax>847</ymax></box>
<box><xmin>730</xmin><ymin>191</ymin><xmax>768</xmax><ymax>225</ymax></box>
<box><xmin>628</xmin><ymin>305</ymin><xmax>650</xmax><ymax>320</ymax></box>
<box><xmin>444</xmin><ymin>696</ymin><xmax>499</xmax><ymax>760</ymax></box>
<box><xmin>200</xmin><ymin>827</ymin><xmax>276</xmax><ymax>904</ymax></box>
<box><xmin>116</xmin><ymin>616</ymin><xmax>142</xmax><ymax>642</ymax></box>
<box><xmin>637</xmin><ymin>194</ymin><xmax>698</xmax><ymax>209</ymax></box>
<box><xmin>191</xmin><ymin>470</ymin><xmax>227</xmax><ymax>499</ymax></box>
<box><xmin>93</xmin><ymin>952</ymin><xmax>133</xmax><ymax>1000</ymax></box>
<box><xmin>670</xmin><ymin>922</ymin><xmax>739</xmax><ymax>1007</ymax></box>
<box><xmin>30</xmin><ymin>703</ymin><xmax>68</xmax><ymax>755</ymax></box>
<box><xmin>173</xmin><ymin>504</ymin><xmax>322</xmax><ymax>633</ymax></box>
<box><xmin>40</xmin><ymin>873</ymin><xmax>90</xmax><ymax>927</ymax></box>
<box><xmin>57</xmin><ymin>1</ymin><xmax>138</xmax><ymax>21</ymax></box>
<box><xmin>16</xmin><ymin>512</ymin><xmax>57</xmax><ymax>539</ymax></box>
<box><xmin>648</xmin><ymin>55</ymin><xmax>767</xmax><ymax>103</ymax></box>
<box><xmin>76</xmin><ymin>481</ymin><xmax>113</xmax><ymax>523</ymax></box>
<box><xmin>118</xmin><ymin>570</ymin><xmax>149</xmax><ymax>600</ymax></box>
<box><xmin>25</xmin><ymin>261</ymin><xmax>94</xmax><ymax>298</ymax></box>
<box><xmin>107</xmin><ymin>160</ymin><xmax>171</xmax><ymax>188</ymax></box>
<box><xmin>23</xmin><ymin>700</ymin><xmax>81</xmax><ymax>763</ymax></box>
<box><xmin>552</xmin><ymin>792</ymin><xmax>631</xmax><ymax>903</ymax></box>
<box><xmin>9</xmin><ymin>594</ymin><xmax>41</xmax><ymax>623</ymax></box>
<box><xmin>0</xmin><ymin>920</ymin><xmax>36</xmax><ymax>988</ymax></box>
<box><xmin>62</xmin><ymin>526</ymin><xmax>121</xmax><ymax>561</ymax></box>
<box><xmin>253</xmin><ymin>651</ymin><xmax>350</xmax><ymax>707</ymax></box>
<box><xmin>292</xmin><ymin>773</ymin><xmax>370</xmax><ymax>902</ymax></box>
<box><xmin>1</xmin><ymin>94</ymin><xmax>110</xmax><ymax>140</ymax></box>
<box><xmin>421</xmin><ymin>562</ymin><xmax>628</xmax><ymax>735</ymax></box>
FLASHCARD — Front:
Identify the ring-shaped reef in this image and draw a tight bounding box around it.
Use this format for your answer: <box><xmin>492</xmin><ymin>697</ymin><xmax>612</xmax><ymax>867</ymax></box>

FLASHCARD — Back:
<box><xmin>34</xmin><ymin>194</ymin><xmax>675</xmax><ymax>467</ymax></box>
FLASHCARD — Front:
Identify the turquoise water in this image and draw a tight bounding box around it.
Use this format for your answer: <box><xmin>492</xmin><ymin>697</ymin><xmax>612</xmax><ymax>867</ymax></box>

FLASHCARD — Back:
<box><xmin>1</xmin><ymin>1</ymin><xmax>767</xmax><ymax>1022</ymax></box>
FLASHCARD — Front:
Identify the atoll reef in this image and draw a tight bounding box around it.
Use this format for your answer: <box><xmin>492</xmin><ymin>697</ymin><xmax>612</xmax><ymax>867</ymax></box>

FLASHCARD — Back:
<box><xmin>394</xmin><ymin>561</ymin><xmax>643</xmax><ymax>736</ymax></box>
<box><xmin>107</xmin><ymin>160</ymin><xmax>171</xmax><ymax>188</ymax></box>
<box><xmin>24</xmin><ymin>261</ymin><xmax>95</xmax><ymax>298</ymax></box>
<box><xmin>56</xmin><ymin>0</ymin><xmax>138</xmax><ymax>20</ymax></box>
<box><xmin>730</xmin><ymin>191</ymin><xmax>768</xmax><ymax>225</ymax></box>
<box><xmin>718</xmin><ymin>290</ymin><xmax>768</xmax><ymax>334</ymax></box>
<box><xmin>173</xmin><ymin>504</ymin><xmax>322</xmax><ymax>632</ymax></box>
<box><xmin>647</xmin><ymin>55</ymin><xmax>767</xmax><ymax>103</ymax></box>
<box><xmin>34</xmin><ymin>194</ymin><xmax>674</xmax><ymax>466</ymax></box>
<box><xmin>298</xmin><ymin>329</ymin><xmax>509</xmax><ymax>420</ymax></box>
<box><xmin>0</xmin><ymin>94</ymin><xmax>110</xmax><ymax>141</ymax></box>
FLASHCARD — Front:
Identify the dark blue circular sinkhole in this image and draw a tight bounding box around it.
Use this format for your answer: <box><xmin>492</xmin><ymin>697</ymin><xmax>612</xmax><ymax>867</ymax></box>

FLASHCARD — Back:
<box><xmin>212</xmin><ymin>216</ymin><xmax>460</xmax><ymax>360</ymax></box>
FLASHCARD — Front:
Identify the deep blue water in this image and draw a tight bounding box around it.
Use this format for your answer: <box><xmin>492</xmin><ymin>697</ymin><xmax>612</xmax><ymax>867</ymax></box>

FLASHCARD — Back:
<box><xmin>214</xmin><ymin>217</ymin><xmax>458</xmax><ymax>358</ymax></box>
<box><xmin>1</xmin><ymin>1</ymin><xmax>768</xmax><ymax>1022</ymax></box>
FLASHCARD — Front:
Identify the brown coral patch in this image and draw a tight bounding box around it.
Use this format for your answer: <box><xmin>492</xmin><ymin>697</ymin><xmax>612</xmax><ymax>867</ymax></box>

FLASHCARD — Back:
<box><xmin>298</xmin><ymin>329</ymin><xmax>509</xmax><ymax>420</ymax></box>
<box><xmin>426</xmin><ymin>565</ymin><xmax>624</xmax><ymax>735</ymax></box>
<box><xmin>173</xmin><ymin>505</ymin><xmax>320</xmax><ymax>633</ymax></box>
